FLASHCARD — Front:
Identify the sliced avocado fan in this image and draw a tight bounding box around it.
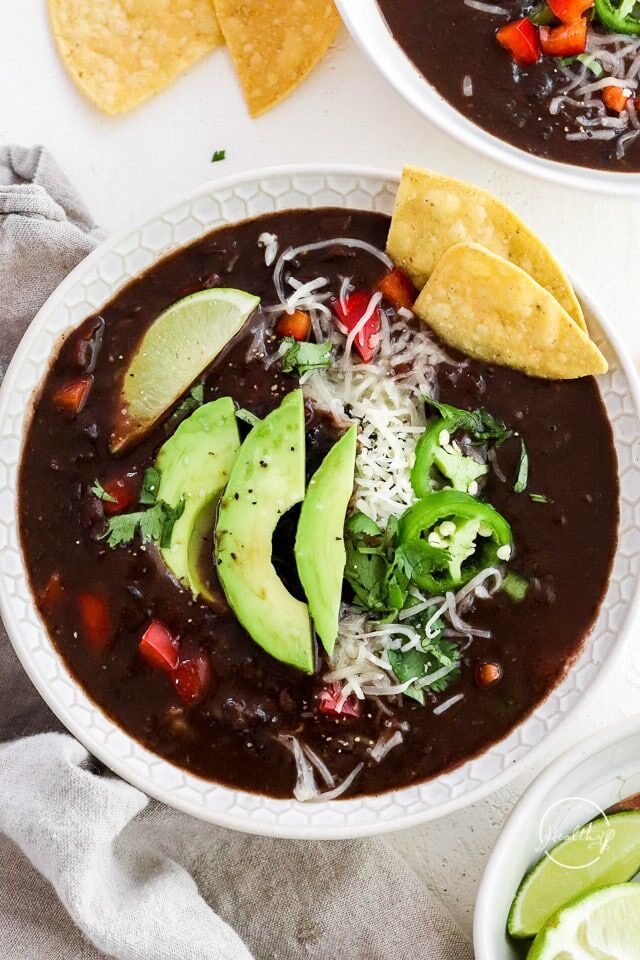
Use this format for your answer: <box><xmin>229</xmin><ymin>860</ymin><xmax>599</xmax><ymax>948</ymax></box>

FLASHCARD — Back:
<box><xmin>215</xmin><ymin>390</ymin><xmax>314</xmax><ymax>674</ymax></box>
<box><xmin>156</xmin><ymin>397</ymin><xmax>240</xmax><ymax>602</ymax></box>
<box><xmin>295</xmin><ymin>426</ymin><xmax>357</xmax><ymax>655</ymax></box>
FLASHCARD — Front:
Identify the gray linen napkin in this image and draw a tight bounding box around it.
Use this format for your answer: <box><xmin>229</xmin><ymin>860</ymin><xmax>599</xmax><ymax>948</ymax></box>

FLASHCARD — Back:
<box><xmin>0</xmin><ymin>145</ymin><xmax>472</xmax><ymax>960</ymax></box>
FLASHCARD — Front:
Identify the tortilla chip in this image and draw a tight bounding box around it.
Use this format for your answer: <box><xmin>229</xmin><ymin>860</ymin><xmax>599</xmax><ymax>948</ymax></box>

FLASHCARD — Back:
<box><xmin>214</xmin><ymin>0</ymin><xmax>341</xmax><ymax>116</ymax></box>
<box><xmin>414</xmin><ymin>243</ymin><xmax>607</xmax><ymax>380</ymax></box>
<box><xmin>48</xmin><ymin>0</ymin><xmax>223</xmax><ymax>115</ymax></box>
<box><xmin>388</xmin><ymin>166</ymin><xmax>586</xmax><ymax>331</ymax></box>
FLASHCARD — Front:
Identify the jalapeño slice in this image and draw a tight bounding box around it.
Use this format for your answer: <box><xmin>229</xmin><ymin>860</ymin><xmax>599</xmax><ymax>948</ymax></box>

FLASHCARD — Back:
<box><xmin>398</xmin><ymin>490</ymin><xmax>513</xmax><ymax>593</ymax></box>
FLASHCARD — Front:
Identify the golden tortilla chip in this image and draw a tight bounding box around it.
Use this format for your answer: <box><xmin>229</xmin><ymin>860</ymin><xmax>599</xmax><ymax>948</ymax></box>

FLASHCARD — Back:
<box><xmin>414</xmin><ymin>243</ymin><xmax>607</xmax><ymax>380</ymax></box>
<box><xmin>214</xmin><ymin>0</ymin><xmax>341</xmax><ymax>116</ymax></box>
<box><xmin>48</xmin><ymin>0</ymin><xmax>223</xmax><ymax>115</ymax></box>
<box><xmin>388</xmin><ymin>166</ymin><xmax>586</xmax><ymax>331</ymax></box>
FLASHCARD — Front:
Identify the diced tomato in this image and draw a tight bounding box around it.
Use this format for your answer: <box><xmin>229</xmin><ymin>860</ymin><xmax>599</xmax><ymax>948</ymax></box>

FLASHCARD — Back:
<box><xmin>547</xmin><ymin>0</ymin><xmax>593</xmax><ymax>24</ymax></box>
<box><xmin>78</xmin><ymin>592</ymin><xmax>112</xmax><ymax>653</ymax></box>
<box><xmin>53</xmin><ymin>376</ymin><xmax>93</xmax><ymax>416</ymax></box>
<box><xmin>173</xmin><ymin>654</ymin><xmax>212</xmax><ymax>704</ymax></box>
<box><xmin>139</xmin><ymin>620</ymin><xmax>180</xmax><ymax>673</ymax></box>
<box><xmin>332</xmin><ymin>291</ymin><xmax>381</xmax><ymax>364</ymax></box>
<box><xmin>377</xmin><ymin>267</ymin><xmax>417</xmax><ymax>311</ymax></box>
<box><xmin>540</xmin><ymin>18</ymin><xmax>587</xmax><ymax>57</ymax></box>
<box><xmin>318</xmin><ymin>682</ymin><xmax>361</xmax><ymax>719</ymax></box>
<box><xmin>496</xmin><ymin>19</ymin><xmax>541</xmax><ymax>67</ymax></box>
<box><xmin>276</xmin><ymin>310</ymin><xmax>311</xmax><ymax>341</ymax></box>
<box><xmin>100</xmin><ymin>473</ymin><xmax>140</xmax><ymax>515</ymax></box>
<box><xmin>603</xmin><ymin>85</ymin><xmax>631</xmax><ymax>113</ymax></box>
<box><xmin>40</xmin><ymin>572</ymin><xmax>64</xmax><ymax>612</ymax></box>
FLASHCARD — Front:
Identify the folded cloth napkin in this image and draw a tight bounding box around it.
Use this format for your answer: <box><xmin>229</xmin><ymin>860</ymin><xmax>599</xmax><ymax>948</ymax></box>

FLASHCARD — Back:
<box><xmin>0</xmin><ymin>146</ymin><xmax>472</xmax><ymax>960</ymax></box>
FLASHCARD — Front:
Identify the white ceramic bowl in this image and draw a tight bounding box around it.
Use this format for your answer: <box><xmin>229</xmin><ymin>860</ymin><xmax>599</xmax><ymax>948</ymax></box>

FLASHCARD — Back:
<box><xmin>474</xmin><ymin>715</ymin><xmax>640</xmax><ymax>958</ymax></box>
<box><xmin>335</xmin><ymin>0</ymin><xmax>640</xmax><ymax>196</ymax></box>
<box><xmin>1</xmin><ymin>164</ymin><xmax>640</xmax><ymax>839</ymax></box>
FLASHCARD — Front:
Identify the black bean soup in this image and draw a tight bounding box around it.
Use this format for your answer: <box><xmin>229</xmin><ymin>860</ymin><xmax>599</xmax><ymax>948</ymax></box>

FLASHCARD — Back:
<box><xmin>377</xmin><ymin>0</ymin><xmax>640</xmax><ymax>172</ymax></box>
<box><xmin>19</xmin><ymin>208</ymin><xmax>618</xmax><ymax>798</ymax></box>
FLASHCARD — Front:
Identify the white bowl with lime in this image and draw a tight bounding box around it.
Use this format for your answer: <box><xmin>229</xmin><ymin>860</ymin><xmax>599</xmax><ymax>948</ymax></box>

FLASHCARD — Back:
<box><xmin>474</xmin><ymin>715</ymin><xmax>640</xmax><ymax>959</ymax></box>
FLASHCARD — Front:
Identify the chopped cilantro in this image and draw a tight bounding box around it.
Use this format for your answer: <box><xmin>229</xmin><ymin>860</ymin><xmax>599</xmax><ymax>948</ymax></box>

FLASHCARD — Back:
<box><xmin>165</xmin><ymin>382</ymin><xmax>205</xmax><ymax>432</ymax></box>
<box><xmin>211</xmin><ymin>149</ymin><xmax>226</xmax><ymax>163</ymax></box>
<box><xmin>235</xmin><ymin>408</ymin><xmax>261</xmax><ymax>428</ymax></box>
<box><xmin>140</xmin><ymin>467</ymin><xmax>161</xmax><ymax>505</ymax></box>
<box><xmin>343</xmin><ymin>513</ymin><xmax>449</xmax><ymax>617</ymax></box>
<box><xmin>424</xmin><ymin>397</ymin><xmax>512</xmax><ymax>446</ymax></box>
<box><xmin>91</xmin><ymin>479</ymin><xmax>117</xmax><ymax>504</ymax></box>
<box><xmin>101</xmin><ymin>498</ymin><xmax>185</xmax><ymax>549</ymax></box>
<box><xmin>387</xmin><ymin>626</ymin><xmax>461</xmax><ymax>705</ymax></box>
<box><xmin>280</xmin><ymin>338</ymin><xmax>333</xmax><ymax>376</ymax></box>
<box><xmin>514</xmin><ymin>439</ymin><xmax>529</xmax><ymax>494</ymax></box>
<box><xmin>530</xmin><ymin>492</ymin><xmax>548</xmax><ymax>504</ymax></box>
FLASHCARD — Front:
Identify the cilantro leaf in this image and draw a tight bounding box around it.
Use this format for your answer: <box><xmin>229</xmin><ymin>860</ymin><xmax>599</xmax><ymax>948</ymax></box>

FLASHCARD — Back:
<box><xmin>101</xmin><ymin>511</ymin><xmax>144</xmax><ymax>548</ymax></box>
<box><xmin>514</xmin><ymin>439</ymin><xmax>529</xmax><ymax>493</ymax></box>
<box><xmin>235</xmin><ymin>408</ymin><xmax>261</xmax><ymax>428</ymax></box>
<box><xmin>166</xmin><ymin>382</ymin><xmax>205</xmax><ymax>433</ymax></box>
<box><xmin>159</xmin><ymin>499</ymin><xmax>185</xmax><ymax>548</ymax></box>
<box><xmin>387</xmin><ymin>630</ymin><xmax>461</xmax><ymax>704</ymax></box>
<box><xmin>101</xmin><ymin>498</ymin><xmax>185</xmax><ymax>549</ymax></box>
<box><xmin>211</xmin><ymin>149</ymin><xmax>226</xmax><ymax>163</ymax></box>
<box><xmin>91</xmin><ymin>479</ymin><xmax>117</xmax><ymax>504</ymax></box>
<box><xmin>394</xmin><ymin>540</ymin><xmax>450</xmax><ymax>582</ymax></box>
<box><xmin>280</xmin><ymin>338</ymin><xmax>333</xmax><ymax>376</ymax></box>
<box><xmin>140</xmin><ymin>467</ymin><xmax>161</xmax><ymax>505</ymax></box>
<box><xmin>424</xmin><ymin>397</ymin><xmax>512</xmax><ymax>446</ymax></box>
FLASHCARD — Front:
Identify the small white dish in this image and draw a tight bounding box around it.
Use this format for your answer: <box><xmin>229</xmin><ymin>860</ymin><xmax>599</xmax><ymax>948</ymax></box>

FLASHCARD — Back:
<box><xmin>336</xmin><ymin>0</ymin><xmax>640</xmax><ymax>196</ymax></box>
<box><xmin>1</xmin><ymin>164</ymin><xmax>639</xmax><ymax>838</ymax></box>
<box><xmin>474</xmin><ymin>715</ymin><xmax>640</xmax><ymax>959</ymax></box>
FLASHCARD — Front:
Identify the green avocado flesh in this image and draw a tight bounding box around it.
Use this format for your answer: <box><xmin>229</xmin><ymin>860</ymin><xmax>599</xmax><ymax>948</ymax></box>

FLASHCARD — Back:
<box><xmin>215</xmin><ymin>390</ymin><xmax>314</xmax><ymax>674</ymax></box>
<box><xmin>295</xmin><ymin>426</ymin><xmax>357</xmax><ymax>655</ymax></box>
<box><xmin>156</xmin><ymin>398</ymin><xmax>240</xmax><ymax>601</ymax></box>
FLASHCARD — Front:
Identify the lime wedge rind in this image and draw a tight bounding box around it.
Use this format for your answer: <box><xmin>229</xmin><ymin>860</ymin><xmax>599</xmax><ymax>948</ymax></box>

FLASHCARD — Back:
<box><xmin>527</xmin><ymin>882</ymin><xmax>640</xmax><ymax>960</ymax></box>
<box><xmin>111</xmin><ymin>287</ymin><xmax>259</xmax><ymax>452</ymax></box>
<box><xmin>508</xmin><ymin>810</ymin><xmax>640</xmax><ymax>939</ymax></box>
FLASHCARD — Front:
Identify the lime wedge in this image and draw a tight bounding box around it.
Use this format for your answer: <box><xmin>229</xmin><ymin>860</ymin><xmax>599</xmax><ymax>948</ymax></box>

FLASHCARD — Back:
<box><xmin>509</xmin><ymin>810</ymin><xmax>640</xmax><ymax>939</ymax></box>
<box><xmin>527</xmin><ymin>883</ymin><xmax>640</xmax><ymax>959</ymax></box>
<box><xmin>110</xmin><ymin>287</ymin><xmax>259</xmax><ymax>452</ymax></box>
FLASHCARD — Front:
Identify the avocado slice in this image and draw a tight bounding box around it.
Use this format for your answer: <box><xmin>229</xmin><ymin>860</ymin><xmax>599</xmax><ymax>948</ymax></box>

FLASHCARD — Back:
<box><xmin>156</xmin><ymin>397</ymin><xmax>240</xmax><ymax>602</ymax></box>
<box><xmin>215</xmin><ymin>390</ymin><xmax>314</xmax><ymax>674</ymax></box>
<box><xmin>295</xmin><ymin>426</ymin><xmax>357</xmax><ymax>656</ymax></box>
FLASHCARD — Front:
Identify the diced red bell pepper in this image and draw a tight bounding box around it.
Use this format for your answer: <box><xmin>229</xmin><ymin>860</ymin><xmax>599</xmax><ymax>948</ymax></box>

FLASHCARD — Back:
<box><xmin>100</xmin><ymin>473</ymin><xmax>140</xmax><ymax>515</ymax></box>
<box><xmin>540</xmin><ymin>18</ymin><xmax>587</xmax><ymax>56</ymax></box>
<box><xmin>376</xmin><ymin>267</ymin><xmax>417</xmax><ymax>311</ymax></box>
<box><xmin>547</xmin><ymin>0</ymin><xmax>593</xmax><ymax>24</ymax></box>
<box><xmin>332</xmin><ymin>291</ymin><xmax>381</xmax><ymax>364</ymax></box>
<box><xmin>276</xmin><ymin>309</ymin><xmax>312</xmax><ymax>341</ymax></box>
<box><xmin>603</xmin><ymin>85</ymin><xmax>631</xmax><ymax>113</ymax></box>
<box><xmin>139</xmin><ymin>620</ymin><xmax>180</xmax><ymax>673</ymax></box>
<box><xmin>496</xmin><ymin>18</ymin><xmax>541</xmax><ymax>66</ymax></box>
<box><xmin>78</xmin><ymin>592</ymin><xmax>112</xmax><ymax>653</ymax></box>
<box><xmin>40</xmin><ymin>572</ymin><xmax>64</xmax><ymax>612</ymax></box>
<box><xmin>173</xmin><ymin>654</ymin><xmax>212</xmax><ymax>704</ymax></box>
<box><xmin>53</xmin><ymin>376</ymin><xmax>94</xmax><ymax>416</ymax></box>
<box><xmin>318</xmin><ymin>682</ymin><xmax>361</xmax><ymax>719</ymax></box>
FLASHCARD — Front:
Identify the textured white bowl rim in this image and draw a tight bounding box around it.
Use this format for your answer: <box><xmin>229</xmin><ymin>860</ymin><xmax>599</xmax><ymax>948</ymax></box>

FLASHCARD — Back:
<box><xmin>335</xmin><ymin>0</ymin><xmax>640</xmax><ymax>197</ymax></box>
<box><xmin>473</xmin><ymin>713</ymin><xmax>640</xmax><ymax>958</ymax></box>
<box><xmin>1</xmin><ymin>162</ymin><xmax>640</xmax><ymax>840</ymax></box>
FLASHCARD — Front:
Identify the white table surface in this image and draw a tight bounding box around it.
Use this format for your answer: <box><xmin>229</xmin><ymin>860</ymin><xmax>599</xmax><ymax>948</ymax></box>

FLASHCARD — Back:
<box><xmin>2</xmin><ymin>0</ymin><xmax>640</xmax><ymax>938</ymax></box>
